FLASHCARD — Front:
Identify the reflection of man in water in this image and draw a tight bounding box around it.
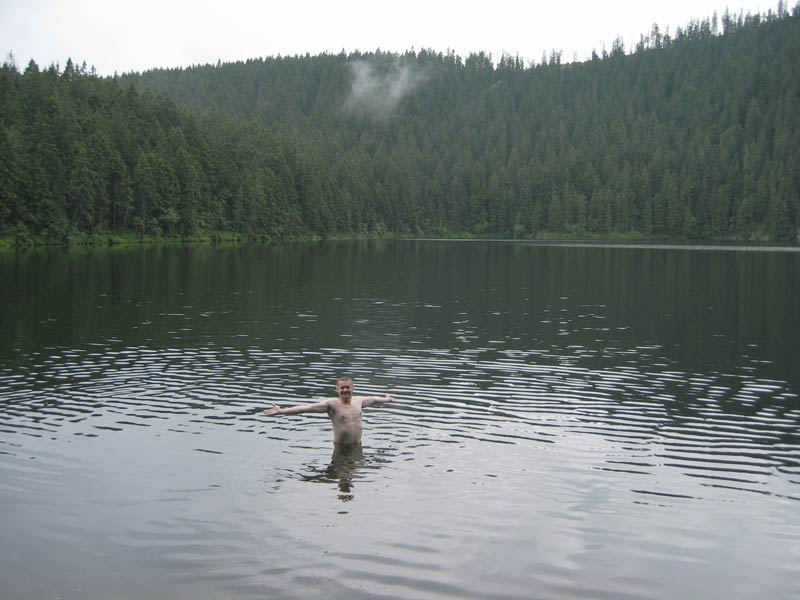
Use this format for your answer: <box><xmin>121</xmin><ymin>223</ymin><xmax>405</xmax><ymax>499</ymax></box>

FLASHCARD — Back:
<box><xmin>262</xmin><ymin>376</ymin><xmax>395</xmax><ymax>445</ymax></box>
<box><xmin>327</xmin><ymin>444</ymin><xmax>363</xmax><ymax>501</ymax></box>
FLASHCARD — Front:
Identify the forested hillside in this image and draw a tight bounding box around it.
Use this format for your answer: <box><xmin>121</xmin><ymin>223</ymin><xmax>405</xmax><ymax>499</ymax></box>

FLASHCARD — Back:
<box><xmin>0</xmin><ymin>59</ymin><xmax>324</xmax><ymax>243</ymax></box>
<box><xmin>2</xmin><ymin>7</ymin><xmax>799</xmax><ymax>244</ymax></box>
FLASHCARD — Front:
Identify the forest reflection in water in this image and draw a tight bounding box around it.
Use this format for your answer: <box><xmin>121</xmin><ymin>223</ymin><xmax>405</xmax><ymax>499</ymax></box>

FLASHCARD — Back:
<box><xmin>0</xmin><ymin>240</ymin><xmax>798</xmax><ymax>600</ymax></box>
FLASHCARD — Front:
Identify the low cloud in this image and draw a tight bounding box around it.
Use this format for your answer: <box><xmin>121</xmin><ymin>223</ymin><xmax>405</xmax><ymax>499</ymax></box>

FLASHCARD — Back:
<box><xmin>341</xmin><ymin>59</ymin><xmax>424</xmax><ymax>119</ymax></box>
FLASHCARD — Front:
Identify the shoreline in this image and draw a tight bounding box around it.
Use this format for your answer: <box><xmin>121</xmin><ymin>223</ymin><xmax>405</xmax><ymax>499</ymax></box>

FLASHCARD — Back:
<box><xmin>1</xmin><ymin>230</ymin><xmax>796</xmax><ymax>252</ymax></box>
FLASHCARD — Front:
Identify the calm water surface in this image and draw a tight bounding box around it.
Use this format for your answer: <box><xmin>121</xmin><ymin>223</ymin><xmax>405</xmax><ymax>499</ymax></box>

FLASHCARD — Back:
<box><xmin>1</xmin><ymin>240</ymin><xmax>799</xmax><ymax>599</ymax></box>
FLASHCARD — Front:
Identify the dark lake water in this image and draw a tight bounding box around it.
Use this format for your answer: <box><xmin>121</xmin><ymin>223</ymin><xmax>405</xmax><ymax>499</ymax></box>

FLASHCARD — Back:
<box><xmin>1</xmin><ymin>240</ymin><xmax>799</xmax><ymax>599</ymax></box>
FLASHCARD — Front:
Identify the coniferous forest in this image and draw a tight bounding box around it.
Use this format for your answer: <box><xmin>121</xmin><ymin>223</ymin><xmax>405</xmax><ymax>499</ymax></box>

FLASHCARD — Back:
<box><xmin>1</xmin><ymin>7</ymin><xmax>799</xmax><ymax>244</ymax></box>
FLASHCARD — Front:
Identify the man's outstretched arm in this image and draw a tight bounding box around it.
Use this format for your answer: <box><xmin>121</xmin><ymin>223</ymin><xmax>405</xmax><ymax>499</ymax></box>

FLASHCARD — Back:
<box><xmin>359</xmin><ymin>394</ymin><xmax>395</xmax><ymax>408</ymax></box>
<box><xmin>263</xmin><ymin>399</ymin><xmax>331</xmax><ymax>416</ymax></box>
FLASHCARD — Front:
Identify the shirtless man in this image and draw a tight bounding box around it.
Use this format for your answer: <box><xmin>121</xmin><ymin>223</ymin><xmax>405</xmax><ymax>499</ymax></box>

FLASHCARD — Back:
<box><xmin>262</xmin><ymin>376</ymin><xmax>395</xmax><ymax>445</ymax></box>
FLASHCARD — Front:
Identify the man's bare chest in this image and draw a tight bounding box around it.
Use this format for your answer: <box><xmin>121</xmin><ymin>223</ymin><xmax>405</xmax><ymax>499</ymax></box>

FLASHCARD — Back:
<box><xmin>328</xmin><ymin>402</ymin><xmax>362</xmax><ymax>423</ymax></box>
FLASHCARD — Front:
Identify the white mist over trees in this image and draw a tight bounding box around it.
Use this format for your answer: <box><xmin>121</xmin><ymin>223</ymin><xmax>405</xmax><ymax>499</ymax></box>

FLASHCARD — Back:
<box><xmin>342</xmin><ymin>59</ymin><xmax>426</xmax><ymax>119</ymax></box>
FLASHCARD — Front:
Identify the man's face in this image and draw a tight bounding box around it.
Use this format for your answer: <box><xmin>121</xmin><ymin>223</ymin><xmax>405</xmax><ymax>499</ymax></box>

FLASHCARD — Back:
<box><xmin>337</xmin><ymin>379</ymin><xmax>353</xmax><ymax>401</ymax></box>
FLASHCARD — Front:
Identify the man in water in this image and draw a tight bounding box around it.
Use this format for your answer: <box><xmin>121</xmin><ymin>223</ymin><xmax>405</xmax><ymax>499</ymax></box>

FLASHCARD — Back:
<box><xmin>262</xmin><ymin>376</ymin><xmax>395</xmax><ymax>445</ymax></box>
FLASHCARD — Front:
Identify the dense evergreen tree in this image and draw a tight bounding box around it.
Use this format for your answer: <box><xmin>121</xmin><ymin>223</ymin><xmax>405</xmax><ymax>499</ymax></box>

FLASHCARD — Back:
<box><xmin>1</xmin><ymin>7</ymin><xmax>799</xmax><ymax>243</ymax></box>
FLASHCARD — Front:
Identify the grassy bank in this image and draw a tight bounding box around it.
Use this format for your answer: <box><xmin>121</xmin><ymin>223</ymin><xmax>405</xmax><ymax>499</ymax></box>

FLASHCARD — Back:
<box><xmin>2</xmin><ymin>228</ymin><xmax>794</xmax><ymax>252</ymax></box>
<box><xmin>0</xmin><ymin>230</ymin><xmax>328</xmax><ymax>251</ymax></box>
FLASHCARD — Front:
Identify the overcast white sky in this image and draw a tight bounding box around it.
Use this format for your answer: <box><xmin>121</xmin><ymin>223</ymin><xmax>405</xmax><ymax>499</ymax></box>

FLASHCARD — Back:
<box><xmin>1</xmin><ymin>0</ymin><xmax>770</xmax><ymax>75</ymax></box>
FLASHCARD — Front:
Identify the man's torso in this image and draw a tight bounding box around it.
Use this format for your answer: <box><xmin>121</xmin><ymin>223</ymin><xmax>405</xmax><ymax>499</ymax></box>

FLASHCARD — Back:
<box><xmin>327</xmin><ymin>397</ymin><xmax>364</xmax><ymax>444</ymax></box>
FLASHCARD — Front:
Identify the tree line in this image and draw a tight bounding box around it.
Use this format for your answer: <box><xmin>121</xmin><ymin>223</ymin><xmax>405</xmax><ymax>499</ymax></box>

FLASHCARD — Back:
<box><xmin>2</xmin><ymin>5</ymin><xmax>799</xmax><ymax>243</ymax></box>
<box><xmin>0</xmin><ymin>58</ymin><xmax>326</xmax><ymax>242</ymax></box>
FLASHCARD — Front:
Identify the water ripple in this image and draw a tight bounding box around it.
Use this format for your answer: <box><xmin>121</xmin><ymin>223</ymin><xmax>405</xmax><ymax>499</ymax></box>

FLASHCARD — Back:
<box><xmin>2</xmin><ymin>342</ymin><xmax>797</xmax><ymax>507</ymax></box>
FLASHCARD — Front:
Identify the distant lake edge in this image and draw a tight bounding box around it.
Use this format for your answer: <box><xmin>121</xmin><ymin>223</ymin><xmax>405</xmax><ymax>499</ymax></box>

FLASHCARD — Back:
<box><xmin>1</xmin><ymin>232</ymin><xmax>798</xmax><ymax>254</ymax></box>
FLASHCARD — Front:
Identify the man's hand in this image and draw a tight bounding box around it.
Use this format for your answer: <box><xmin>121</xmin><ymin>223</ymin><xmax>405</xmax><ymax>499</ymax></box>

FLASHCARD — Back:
<box><xmin>262</xmin><ymin>404</ymin><xmax>282</xmax><ymax>416</ymax></box>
